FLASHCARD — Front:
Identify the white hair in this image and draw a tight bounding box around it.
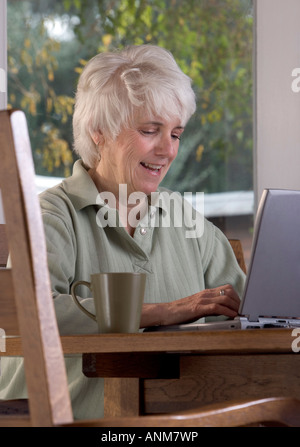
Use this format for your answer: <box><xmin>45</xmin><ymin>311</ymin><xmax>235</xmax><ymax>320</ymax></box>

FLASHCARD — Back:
<box><xmin>73</xmin><ymin>44</ymin><xmax>196</xmax><ymax>168</ymax></box>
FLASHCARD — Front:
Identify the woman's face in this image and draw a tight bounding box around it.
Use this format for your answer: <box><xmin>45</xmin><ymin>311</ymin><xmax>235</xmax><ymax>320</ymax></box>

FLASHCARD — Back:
<box><xmin>96</xmin><ymin>116</ymin><xmax>184</xmax><ymax>197</ymax></box>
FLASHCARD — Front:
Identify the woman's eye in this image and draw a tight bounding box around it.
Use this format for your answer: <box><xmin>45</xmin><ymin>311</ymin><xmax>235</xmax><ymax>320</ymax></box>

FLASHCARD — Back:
<box><xmin>172</xmin><ymin>134</ymin><xmax>181</xmax><ymax>141</ymax></box>
<box><xmin>140</xmin><ymin>130</ymin><xmax>156</xmax><ymax>136</ymax></box>
<box><xmin>139</xmin><ymin>129</ymin><xmax>182</xmax><ymax>140</ymax></box>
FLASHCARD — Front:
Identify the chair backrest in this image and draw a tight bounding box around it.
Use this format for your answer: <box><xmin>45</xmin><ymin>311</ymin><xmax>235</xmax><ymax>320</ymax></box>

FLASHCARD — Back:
<box><xmin>228</xmin><ymin>238</ymin><xmax>247</xmax><ymax>274</ymax></box>
<box><xmin>0</xmin><ymin>109</ymin><xmax>73</xmax><ymax>426</ymax></box>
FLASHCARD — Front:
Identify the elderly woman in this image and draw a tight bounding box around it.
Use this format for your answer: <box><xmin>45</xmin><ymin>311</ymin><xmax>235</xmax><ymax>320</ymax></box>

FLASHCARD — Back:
<box><xmin>0</xmin><ymin>44</ymin><xmax>245</xmax><ymax>419</ymax></box>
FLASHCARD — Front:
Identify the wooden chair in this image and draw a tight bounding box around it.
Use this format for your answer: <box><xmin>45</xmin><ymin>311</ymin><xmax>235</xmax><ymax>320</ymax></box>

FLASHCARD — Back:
<box><xmin>229</xmin><ymin>238</ymin><xmax>247</xmax><ymax>273</ymax></box>
<box><xmin>0</xmin><ymin>109</ymin><xmax>72</xmax><ymax>426</ymax></box>
<box><xmin>0</xmin><ymin>109</ymin><xmax>299</xmax><ymax>427</ymax></box>
<box><xmin>0</xmin><ymin>224</ymin><xmax>8</xmax><ymax>268</ymax></box>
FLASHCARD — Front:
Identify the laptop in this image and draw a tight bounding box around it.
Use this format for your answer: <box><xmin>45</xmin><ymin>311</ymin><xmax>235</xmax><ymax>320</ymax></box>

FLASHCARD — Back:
<box><xmin>145</xmin><ymin>189</ymin><xmax>300</xmax><ymax>332</ymax></box>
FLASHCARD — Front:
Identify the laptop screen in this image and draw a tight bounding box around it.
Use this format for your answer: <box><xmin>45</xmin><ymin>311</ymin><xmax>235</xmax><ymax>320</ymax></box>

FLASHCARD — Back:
<box><xmin>240</xmin><ymin>189</ymin><xmax>300</xmax><ymax>322</ymax></box>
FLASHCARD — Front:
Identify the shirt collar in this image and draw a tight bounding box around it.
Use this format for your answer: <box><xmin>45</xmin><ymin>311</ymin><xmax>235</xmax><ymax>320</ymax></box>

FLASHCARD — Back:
<box><xmin>62</xmin><ymin>160</ymin><xmax>99</xmax><ymax>210</ymax></box>
<box><xmin>62</xmin><ymin>159</ymin><xmax>170</xmax><ymax>214</ymax></box>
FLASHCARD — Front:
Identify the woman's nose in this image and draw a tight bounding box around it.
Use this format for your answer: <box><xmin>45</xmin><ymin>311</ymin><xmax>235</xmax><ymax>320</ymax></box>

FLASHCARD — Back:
<box><xmin>155</xmin><ymin>135</ymin><xmax>177</xmax><ymax>159</ymax></box>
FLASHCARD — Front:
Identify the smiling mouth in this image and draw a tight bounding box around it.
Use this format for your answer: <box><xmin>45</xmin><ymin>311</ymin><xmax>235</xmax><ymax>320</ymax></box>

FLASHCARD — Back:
<box><xmin>140</xmin><ymin>162</ymin><xmax>163</xmax><ymax>172</ymax></box>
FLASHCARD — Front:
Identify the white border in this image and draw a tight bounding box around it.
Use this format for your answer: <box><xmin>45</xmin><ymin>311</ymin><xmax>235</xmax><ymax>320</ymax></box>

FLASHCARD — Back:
<box><xmin>0</xmin><ymin>0</ymin><xmax>7</xmax><ymax>110</ymax></box>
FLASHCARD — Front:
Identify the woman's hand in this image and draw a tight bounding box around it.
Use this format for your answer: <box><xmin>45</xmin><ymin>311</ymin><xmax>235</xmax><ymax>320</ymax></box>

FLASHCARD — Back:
<box><xmin>140</xmin><ymin>284</ymin><xmax>240</xmax><ymax>328</ymax></box>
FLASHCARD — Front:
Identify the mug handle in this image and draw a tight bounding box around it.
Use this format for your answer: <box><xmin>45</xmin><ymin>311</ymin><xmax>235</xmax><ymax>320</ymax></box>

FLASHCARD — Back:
<box><xmin>70</xmin><ymin>280</ymin><xmax>97</xmax><ymax>321</ymax></box>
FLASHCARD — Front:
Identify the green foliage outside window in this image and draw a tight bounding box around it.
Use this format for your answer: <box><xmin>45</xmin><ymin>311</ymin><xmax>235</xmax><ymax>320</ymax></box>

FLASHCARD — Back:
<box><xmin>7</xmin><ymin>0</ymin><xmax>253</xmax><ymax>193</ymax></box>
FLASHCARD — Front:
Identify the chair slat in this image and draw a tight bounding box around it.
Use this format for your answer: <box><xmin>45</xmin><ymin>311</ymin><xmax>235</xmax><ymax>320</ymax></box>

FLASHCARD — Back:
<box><xmin>0</xmin><ymin>270</ymin><xmax>18</xmax><ymax>335</ymax></box>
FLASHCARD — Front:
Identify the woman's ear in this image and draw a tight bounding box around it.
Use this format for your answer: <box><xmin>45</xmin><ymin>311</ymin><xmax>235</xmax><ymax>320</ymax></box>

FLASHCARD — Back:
<box><xmin>90</xmin><ymin>130</ymin><xmax>104</xmax><ymax>146</ymax></box>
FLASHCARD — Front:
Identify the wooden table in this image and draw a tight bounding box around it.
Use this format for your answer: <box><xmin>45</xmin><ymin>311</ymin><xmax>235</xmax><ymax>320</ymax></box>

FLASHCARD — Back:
<box><xmin>5</xmin><ymin>328</ymin><xmax>300</xmax><ymax>417</ymax></box>
<box><xmin>75</xmin><ymin>327</ymin><xmax>300</xmax><ymax>417</ymax></box>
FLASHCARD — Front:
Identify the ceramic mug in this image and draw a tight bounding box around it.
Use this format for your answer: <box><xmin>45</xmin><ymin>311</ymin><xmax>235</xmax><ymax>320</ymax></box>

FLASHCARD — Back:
<box><xmin>71</xmin><ymin>272</ymin><xmax>146</xmax><ymax>333</ymax></box>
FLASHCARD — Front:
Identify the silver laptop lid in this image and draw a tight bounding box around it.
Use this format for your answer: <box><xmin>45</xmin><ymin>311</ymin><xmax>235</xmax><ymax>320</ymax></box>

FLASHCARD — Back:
<box><xmin>240</xmin><ymin>189</ymin><xmax>300</xmax><ymax>322</ymax></box>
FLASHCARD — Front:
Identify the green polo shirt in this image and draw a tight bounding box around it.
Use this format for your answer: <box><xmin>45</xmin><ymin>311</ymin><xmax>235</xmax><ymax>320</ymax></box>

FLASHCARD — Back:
<box><xmin>0</xmin><ymin>160</ymin><xmax>245</xmax><ymax>420</ymax></box>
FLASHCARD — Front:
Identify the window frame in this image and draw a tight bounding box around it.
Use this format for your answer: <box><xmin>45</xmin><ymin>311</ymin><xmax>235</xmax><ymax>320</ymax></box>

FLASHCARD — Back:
<box><xmin>253</xmin><ymin>0</ymin><xmax>300</xmax><ymax>208</ymax></box>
